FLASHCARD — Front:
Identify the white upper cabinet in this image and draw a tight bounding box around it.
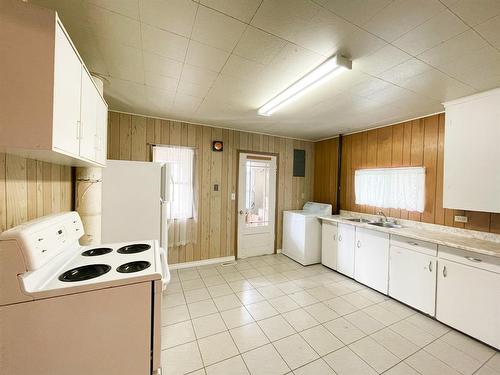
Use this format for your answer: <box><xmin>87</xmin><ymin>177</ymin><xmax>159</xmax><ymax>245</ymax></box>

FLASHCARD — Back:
<box><xmin>0</xmin><ymin>2</ymin><xmax>107</xmax><ymax>167</ymax></box>
<box><xmin>443</xmin><ymin>88</ymin><xmax>500</xmax><ymax>213</ymax></box>
<box><xmin>53</xmin><ymin>25</ymin><xmax>82</xmax><ymax>157</ymax></box>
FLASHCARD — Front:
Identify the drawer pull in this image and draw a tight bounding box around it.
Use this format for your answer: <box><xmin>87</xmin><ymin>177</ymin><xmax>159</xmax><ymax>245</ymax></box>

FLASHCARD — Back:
<box><xmin>356</xmin><ymin>240</ymin><xmax>361</xmax><ymax>248</ymax></box>
<box><xmin>333</xmin><ymin>234</ymin><xmax>336</xmax><ymax>241</ymax></box>
<box><xmin>408</xmin><ymin>241</ymin><xmax>419</xmax><ymax>246</ymax></box>
<box><xmin>443</xmin><ymin>266</ymin><xmax>447</xmax><ymax>278</ymax></box>
<box><xmin>338</xmin><ymin>235</ymin><xmax>342</xmax><ymax>242</ymax></box>
<box><xmin>428</xmin><ymin>261</ymin><xmax>432</xmax><ymax>272</ymax></box>
<box><xmin>465</xmin><ymin>256</ymin><xmax>482</xmax><ymax>263</ymax></box>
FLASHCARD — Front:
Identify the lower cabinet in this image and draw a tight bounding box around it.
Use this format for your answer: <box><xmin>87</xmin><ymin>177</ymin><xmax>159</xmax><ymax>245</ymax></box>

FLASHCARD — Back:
<box><xmin>321</xmin><ymin>222</ymin><xmax>337</xmax><ymax>270</ymax></box>
<box><xmin>354</xmin><ymin>228</ymin><xmax>389</xmax><ymax>293</ymax></box>
<box><xmin>389</xmin><ymin>244</ymin><xmax>437</xmax><ymax>316</ymax></box>
<box><xmin>437</xmin><ymin>247</ymin><xmax>500</xmax><ymax>349</ymax></box>
<box><xmin>337</xmin><ymin>224</ymin><xmax>355</xmax><ymax>277</ymax></box>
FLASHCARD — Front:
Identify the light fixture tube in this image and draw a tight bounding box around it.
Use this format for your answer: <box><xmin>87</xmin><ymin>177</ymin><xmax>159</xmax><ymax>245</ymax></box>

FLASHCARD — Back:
<box><xmin>258</xmin><ymin>54</ymin><xmax>352</xmax><ymax>116</ymax></box>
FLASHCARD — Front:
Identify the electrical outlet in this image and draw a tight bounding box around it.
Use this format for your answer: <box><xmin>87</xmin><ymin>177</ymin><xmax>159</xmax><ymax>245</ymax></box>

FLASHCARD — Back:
<box><xmin>454</xmin><ymin>215</ymin><xmax>468</xmax><ymax>223</ymax></box>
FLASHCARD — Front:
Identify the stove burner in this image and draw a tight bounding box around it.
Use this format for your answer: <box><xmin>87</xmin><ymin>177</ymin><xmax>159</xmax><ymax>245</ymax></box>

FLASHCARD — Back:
<box><xmin>59</xmin><ymin>264</ymin><xmax>111</xmax><ymax>282</ymax></box>
<box><xmin>116</xmin><ymin>261</ymin><xmax>151</xmax><ymax>273</ymax></box>
<box><xmin>81</xmin><ymin>248</ymin><xmax>113</xmax><ymax>257</ymax></box>
<box><xmin>117</xmin><ymin>244</ymin><xmax>151</xmax><ymax>254</ymax></box>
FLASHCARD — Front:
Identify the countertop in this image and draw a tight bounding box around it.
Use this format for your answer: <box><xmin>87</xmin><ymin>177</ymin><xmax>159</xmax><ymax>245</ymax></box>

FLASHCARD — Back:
<box><xmin>320</xmin><ymin>215</ymin><xmax>500</xmax><ymax>259</ymax></box>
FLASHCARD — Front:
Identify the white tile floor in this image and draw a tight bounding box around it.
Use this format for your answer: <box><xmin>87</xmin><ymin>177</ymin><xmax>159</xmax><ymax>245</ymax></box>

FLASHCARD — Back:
<box><xmin>161</xmin><ymin>254</ymin><xmax>499</xmax><ymax>375</ymax></box>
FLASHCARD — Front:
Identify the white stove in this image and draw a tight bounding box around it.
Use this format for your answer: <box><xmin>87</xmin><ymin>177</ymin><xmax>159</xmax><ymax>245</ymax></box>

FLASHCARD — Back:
<box><xmin>0</xmin><ymin>212</ymin><xmax>168</xmax><ymax>375</ymax></box>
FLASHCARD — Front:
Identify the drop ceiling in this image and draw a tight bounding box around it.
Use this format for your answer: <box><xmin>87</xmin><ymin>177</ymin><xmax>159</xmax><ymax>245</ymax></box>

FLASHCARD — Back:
<box><xmin>30</xmin><ymin>0</ymin><xmax>500</xmax><ymax>140</ymax></box>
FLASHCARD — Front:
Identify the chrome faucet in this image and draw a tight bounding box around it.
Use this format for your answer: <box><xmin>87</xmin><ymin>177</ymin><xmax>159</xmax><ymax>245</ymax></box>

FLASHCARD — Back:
<box><xmin>376</xmin><ymin>210</ymin><xmax>388</xmax><ymax>222</ymax></box>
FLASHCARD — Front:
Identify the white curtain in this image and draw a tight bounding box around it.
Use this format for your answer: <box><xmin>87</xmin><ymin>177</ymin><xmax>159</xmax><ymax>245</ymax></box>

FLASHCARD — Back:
<box><xmin>355</xmin><ymin>167</ymin><xmax>425</xmax><ymax>212</ymax></box>
<box><xmin>153</xmin><ymin>146</ymin><xmax>195</xmax><ymax>247</ymax></box>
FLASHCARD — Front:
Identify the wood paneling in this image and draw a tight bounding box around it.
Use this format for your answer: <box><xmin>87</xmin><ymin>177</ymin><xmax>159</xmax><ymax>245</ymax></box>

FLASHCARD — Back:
<box><xmin>0</xmin><ymin>153</ymin><xmax>72</xmax><ymax>233</ymax></box>
<box><xmin>335</xmin><ymin>113</ymin><xmax>498</xmax><ymax>233</ymax></box>
<box><xmin>313</xmin><ymin>138</ymin><xmax>339</xmax><ymax>209</ymax></box>
<box><xmin>108</xmin><ymin>111</ymin><xmax>315</xmax><ymax>264</ymax></box>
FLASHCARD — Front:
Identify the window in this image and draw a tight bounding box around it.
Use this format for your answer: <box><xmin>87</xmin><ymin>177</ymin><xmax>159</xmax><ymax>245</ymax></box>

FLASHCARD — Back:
<box><xmin>153</xmin><ymin>145</ymin><xmax>194</xmax><ymax>220</ymax></box>
<box><xmin>354</xmin><ymin>167</ymin><xmax>425</xmax><ymax>212</ymax></box>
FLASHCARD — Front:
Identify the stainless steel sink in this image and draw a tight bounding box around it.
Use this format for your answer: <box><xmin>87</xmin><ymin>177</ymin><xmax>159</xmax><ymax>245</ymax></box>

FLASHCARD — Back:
<box><xmin>368</xmin><ymin>222</ymin><xmax>404</xmax><ymax>229</ymax></box>
<box><xmin>346</xmin><ymin>218</ymin><xmax>371</xmax><ymax>223</ymax></box>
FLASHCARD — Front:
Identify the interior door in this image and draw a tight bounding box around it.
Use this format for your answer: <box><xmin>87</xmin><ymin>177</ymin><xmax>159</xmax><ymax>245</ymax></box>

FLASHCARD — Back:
<box><xmin>237</xmin><ymin>153</ymin><xmax>277</xmax><ymax>258</ymax></box>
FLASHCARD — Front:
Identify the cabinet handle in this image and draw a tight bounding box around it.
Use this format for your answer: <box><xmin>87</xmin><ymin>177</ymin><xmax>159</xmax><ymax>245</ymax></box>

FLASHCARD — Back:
<box><xmin>443</xmin><ymin>266</ymin><xmax>447</xmax><ymax>278</ymax></box>
<box><xmin>80</xmin><ymin>120</ymin><xmax>84</xmax><ymax>139</ymax></box>
<box><xmin>465</xmin><ymin>256</ymin><xmax>482</xmax><ymax>263</ymax></box>
<box><xmin>428</xmin><ymin>261</ymin><xmax>432</xmax><ymax>272</ymax></box>
<box><xmin>356</xmin><ymin>240</ymin><xmax>361</xmax><ymax>248</ymax></box>
<box><xmin>338</xmin><ymin>235</ymin><xmax>342</xmax><ymax>242</ymax></box>
<box><xmin>408</xmin><ymin>241</ymin><xmax>419</xmax><ymax>246</ymax></box>
<box><xmin>333</xmin><ymin>234</ymin><xmax>336</xmax><ymax>241</ymax></box>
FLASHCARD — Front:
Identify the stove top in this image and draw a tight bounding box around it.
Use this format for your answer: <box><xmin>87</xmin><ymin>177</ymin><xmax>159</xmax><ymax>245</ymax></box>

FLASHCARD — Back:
<box><xmin>117</xmin><ymin>261</ymin><xmax>151</xmax><ymax>273</ymax></box>
<box><xmin>59</xmin><ymin>264</ymin><xmax>111</xmax><ymax>282</ymax></box>
<box><xmin>117</xmin><ymin>244</ymin><xmax>151</xmax><ymax>254</ymax></box>
<box><xmin>82</xmin><ymin>247</ymin><xmax>113</xmax><ymax>257</ymax></box>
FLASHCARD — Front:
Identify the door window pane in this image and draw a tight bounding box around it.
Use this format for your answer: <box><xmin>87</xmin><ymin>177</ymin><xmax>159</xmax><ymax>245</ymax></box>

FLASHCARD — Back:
<box><xmin>245</xmin><ymin>160</ymin><xmax>270</xmax><ymax>227</ymax></box>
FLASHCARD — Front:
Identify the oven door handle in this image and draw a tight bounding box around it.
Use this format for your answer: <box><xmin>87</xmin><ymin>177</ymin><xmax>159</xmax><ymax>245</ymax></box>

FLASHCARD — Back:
<box><xmin>160</xmin><ymin>247</ymin><xmax>170</xmax><ymax>290</ymax></box>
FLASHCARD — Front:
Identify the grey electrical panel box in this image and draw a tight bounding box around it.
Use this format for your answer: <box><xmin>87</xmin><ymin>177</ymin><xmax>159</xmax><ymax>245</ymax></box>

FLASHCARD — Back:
<box><xmin>293</xmin><ymin>149</ymin><xmax>305</xmax><ymax>177</ymax></box>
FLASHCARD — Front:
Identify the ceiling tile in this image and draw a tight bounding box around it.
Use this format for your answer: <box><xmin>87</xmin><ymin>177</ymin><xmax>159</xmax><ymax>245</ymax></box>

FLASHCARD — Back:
<box><xmin>180</xmin><ymin>64</ymin><xmax>219</xmax><ymax>87</ymax></box>
<box><xmin>143</xmin><ymin>51</ymin><xmax>184</xmax><ymax>80</ymax></box>
<box><xmin>448</xmin><ymin>0</ymin><xmax>500</xmax><ymax>26</ymax></box>
<box><xmin>177</xmin><ymin>80</ymin><xmax>212</xmax><ymax>98</ymax></box>
<box><xmin>145</xmin><ymin>86</ymin><xmax>175</xmax><ymax>110</ymax></box>
<box><xmin>185</xmin><ymin>40</ymin><xmax>230</xmax><ymax>72</ymax></box>
<box><xmin>322</xmin><ymin>0</ymin><xmax>392</xmax><ymax>26</ymax></box>
<box><xmin>85</xmin><ymin>0</ymin><xmax>140</xmax><ymax>19</ymax></box>
<box><xmin>142</xmin><ymin>24</ymin><xmax>189</xmax><ymax>61</ymax></box>
<box><xmin>233</xmin><ymin>27</ymin><xmax>287</xmax><ymax>65</ymax></box>
<box><xmin>363</xmin><ymin>0</ymin><xmax>445</xmax><ymax>41</ymax></box>
<box><xmin>191</xmin><ymin>6</ymin><xmax>246</xmax><ymax>51</ymax></box>
<box><xmin>200</xmin><ymin>0</ymin><xmax>262</xmax><ymax>22</ymax></box>
<box><xmin>349</xmin><ymin>76</ymin><xmax>393</xmax><ymax>97</ymax></box>
<box><xmin>104</xmin><ymin>77</ymin><xmax>147</xmax><ymax>110</ymax></box>
<box><xmin>140</xmin><ymin>0</ymin><xmax>197</xmax><ymax>37</ymax></box>
<box><xmin>399</xmin><ymin>68</ymin><xmax>476</xmax><ymax>101</ymax></box>
<box><xmin>392</xmin><ymin>10</ymin><xmax>469</xmax><ymax>55</ymax></box>
<box><xmin>145</xmin><ymin>71</ymin><xmax>179</xmax><ymax>91</ymax></box>
<box><xmin>251</xmin><ymin>0</ymin><xmax>320</xmax><ymax>42</ymax></box>
<box><xmin>476</xmin><ymin>14</ymin><xmax>500</xmax><ymax>49</ymax></box>
<box><xmin>85</xmin><ymin>3</ymin><xmax>142</xmax><ymax>48</ymax></box>
<box><xmin>96</xmin><ymin>38</ymin><xmax>145</xmax><ymax>83</ymax></box>
<box><xmin>355</xmin><ymin>44</ymin><xmax>411</xmax><ymax>75</ymax></box>
<box><xmin>221</xmin><ymin>55</ymin><xmax>266</xmax><ymax>81</ymax></box>
<box><xmin>377</xmin><ymin>58</ymin><xmax>433</xmax><ymax>84</ymax></box>
<box><xmin>417</xmin><ymin>29</ymin><xmax>488</xmax><ymax>67</ymax></box>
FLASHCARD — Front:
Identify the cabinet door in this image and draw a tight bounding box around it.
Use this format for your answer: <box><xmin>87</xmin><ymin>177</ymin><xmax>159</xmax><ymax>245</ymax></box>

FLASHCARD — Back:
<box><xmin>337</xmin><ymin>224</ymin><xmax>355</xmax><ymax>277</ymax></box>
<box><xmin>321</xmin><ymin>223</ymin><xmax>337</xmax><ymax>269</ymax></box>
<box><xmin>355</xmin><ymin>228</ymin><xmax>389</xmax><ymax>293</ymax></box>
<box><xmin>79</xmin><ymin>68</ymin><xmax>97</xmax><ymax>161</ymax></box>
<box><xmin>389</xmin><ymin>246</ymin><xmax>436</xmax><ymax>315</ymax></box>
<box><xmin>437</xmin><ymin>259</ymin><xmax>500</xmax><ymax>349</ymax></box>
<box><xmin>52</xmin><ymin>24</ymin><xmax>81</xmax><ymax>156</ymax></box>
<box><xmin>95</xmin><ymin>95</ymin><xmax>108</xmax><ymax>165</ymax></box>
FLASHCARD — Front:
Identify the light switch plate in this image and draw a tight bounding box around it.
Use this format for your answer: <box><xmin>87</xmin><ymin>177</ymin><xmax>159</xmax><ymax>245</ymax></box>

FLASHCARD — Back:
<box><xmin>454</xmin><ymin>215</ymin><xmax>468</xmax><ymax>223</ymax></box>
<box><xmin>231</xmin><ymin>193</ymin><xmax>236</xmax><ymax>201</ymax></box>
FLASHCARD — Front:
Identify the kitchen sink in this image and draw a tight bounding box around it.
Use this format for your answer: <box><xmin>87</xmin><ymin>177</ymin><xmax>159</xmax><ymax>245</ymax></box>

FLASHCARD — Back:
<box><xmin>345</xmin><ymin>218</ymin><xmax>372</xmax><ymax>223</ymax></box>
<box><xmin>368</xmin><ymin>221</ymin><xmax>404</xmax><ymax>229</ymax></box>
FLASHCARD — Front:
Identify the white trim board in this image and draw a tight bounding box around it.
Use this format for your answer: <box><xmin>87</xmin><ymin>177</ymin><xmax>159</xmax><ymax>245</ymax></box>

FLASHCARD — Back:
<box><xmin>168</xmin><ymin>256</ymin><xmax>236</xmax><ymax>270</ymax></box>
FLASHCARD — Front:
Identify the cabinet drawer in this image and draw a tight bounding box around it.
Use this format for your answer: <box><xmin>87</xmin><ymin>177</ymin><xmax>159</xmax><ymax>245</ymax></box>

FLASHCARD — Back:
<box><xmin>438</xmin><ymin>245</ymin><xmax>500</xmax><ymax>274</ymax></box>
<box><xmin>391</xmin><ymin>235</ymin><xmax>437</xmax><ymax>256</ymax></box>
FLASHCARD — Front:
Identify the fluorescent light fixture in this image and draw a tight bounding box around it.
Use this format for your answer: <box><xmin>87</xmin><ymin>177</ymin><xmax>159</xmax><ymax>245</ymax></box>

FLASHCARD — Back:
<box><xmin>258</xmin><ymin>54</ymin><xmax>352</xmax><ymax>116</ymax></box>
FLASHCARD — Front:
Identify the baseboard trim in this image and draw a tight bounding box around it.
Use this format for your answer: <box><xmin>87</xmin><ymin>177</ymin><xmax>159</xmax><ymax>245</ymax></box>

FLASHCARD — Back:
<box><xmin>169</xmin><ymin>256</ymin><xmax>236</xmax><ymax>270</ymax></box>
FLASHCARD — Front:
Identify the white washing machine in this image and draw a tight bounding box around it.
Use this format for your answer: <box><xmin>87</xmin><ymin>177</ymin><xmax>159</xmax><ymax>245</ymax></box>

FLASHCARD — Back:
<box><xmin>282</xmin><ymin>202</ymin><xmax>332</xmax><ymax>265</ymax></box>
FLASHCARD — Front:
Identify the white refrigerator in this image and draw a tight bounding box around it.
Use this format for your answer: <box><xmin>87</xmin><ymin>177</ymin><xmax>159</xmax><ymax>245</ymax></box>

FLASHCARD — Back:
<box><xmin>101</xmin><ymin>160</ymin><xmax>170</xmax><ymax>249</ymax></box>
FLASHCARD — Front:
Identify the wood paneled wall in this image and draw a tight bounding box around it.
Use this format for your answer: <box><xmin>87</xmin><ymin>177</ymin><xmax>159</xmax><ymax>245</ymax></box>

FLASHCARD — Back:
<box><xmin>0</xmin><ymin>153</ymin><xmax>73</xmax><ymax>233</ymax></box>
<box><xmin>314</xmin><ymin>137</ymin><xmax>339</xmax><ymax>209</ymax></box>
<box><xmin>107</xmin><ymin>111</ymin><xmax>315</xmax><ymax>264</ymax></box>
<box><xmin>336</xmin><ymin>114</ymin><xmax>500</xmax><ymax>233</ymax></box>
